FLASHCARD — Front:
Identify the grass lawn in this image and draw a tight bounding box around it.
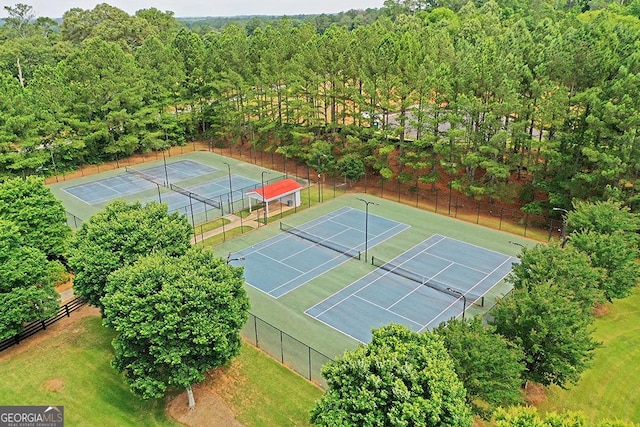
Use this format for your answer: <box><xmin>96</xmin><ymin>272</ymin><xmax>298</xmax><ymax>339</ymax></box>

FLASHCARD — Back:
<box><xmin>536</xmin><ymin>286</ymin><xmax>640</xmax><ymax>424</ymax></box>
<box><xmin>0</xmin><ymin>315</ymin><xmax>176</xmax><ymax>427</ymax></box>
<box><xmin>213</xmin><ymin>344</ymin><xmax>324</xmax><ymax>426</ymax></box>
<box><xmin>0</xmin><ymin>313</ymin><xmax>323</xmax><ymax>426</ymax></box>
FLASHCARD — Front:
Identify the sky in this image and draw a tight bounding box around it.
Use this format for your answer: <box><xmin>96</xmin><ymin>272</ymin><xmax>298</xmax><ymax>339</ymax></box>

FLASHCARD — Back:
<box><xmin>4</xmin><ymin>0</ymin><xmax>385</xmax><ymax>19</ymax></box>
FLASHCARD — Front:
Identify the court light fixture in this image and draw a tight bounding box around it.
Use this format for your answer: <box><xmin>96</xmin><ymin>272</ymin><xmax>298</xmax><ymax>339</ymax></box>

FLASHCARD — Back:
<box><xmin>357</xmin><ymin>198</ymin><xmax>379</xmax><ymax>263</ymax></box>
<box><xmin>223</xmin><ymin>162</ymin><xmax>233</xmax><ymax>213</ymax></box>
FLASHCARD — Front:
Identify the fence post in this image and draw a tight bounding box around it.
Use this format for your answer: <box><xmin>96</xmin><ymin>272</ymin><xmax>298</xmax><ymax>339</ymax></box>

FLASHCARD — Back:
<box><xmin>476</xmin><ymin>203</ymin><xmax>480</xmax><ymax>224</ymax></box>
<box><xmin>254</xmin><ymin>316</ymin><xmax>258</xmax><ymax>347</ymax></box>
<box><xmin>41</xmin><ymin>320</ymin><xmax>46</xmax><ymax>330</ymax></box>
<box><xmin>65</xmin><ymin>304</ymin><xmax>70</xmax><ymax>317</ymax></box>
<box><xmin>524</xmin><ymin>213</ymin><xmax>529</xmax><ymax>236</ymax></box>
<box><xmin>435</xmin><ymin>190</ymin><xmax>438</xmax><ymax>213</ymax></box>
<box><xmin>308</xmin><ymin>347</ymin><xmax>312</xmax><ymax>381</ymax></box>
<box><xmin>499</xmin><ymin>208</ymin><xmax>504</xmax><ymax>230</ymax></box>
<box><xmin>280</xmin><ymin>331</ymin><xmax>284</xmax><ymax>363</ymax></box>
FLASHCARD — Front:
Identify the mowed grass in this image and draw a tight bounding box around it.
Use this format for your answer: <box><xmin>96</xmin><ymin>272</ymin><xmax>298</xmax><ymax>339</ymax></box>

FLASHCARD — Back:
<box><xmin>0</xmin><ymin>314</ymin><xmax>323</xmax><ymax>426</ymax></box>
<box><xmin>0</xmin><ymin>316</ymin><xmax>176</xmax><ymax>426</ymax></box>
<box><xmin>536</xmin><ymin>287</ymin><xmax>640</xmax><ymax>424</ymax></box>
<box><xmin>217</xmin><ymin>344</ymin><xmax>324</xmax><ymax>426</ymax></box>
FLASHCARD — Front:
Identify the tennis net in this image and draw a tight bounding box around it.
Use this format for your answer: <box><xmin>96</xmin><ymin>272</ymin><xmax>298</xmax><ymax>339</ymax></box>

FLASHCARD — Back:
<box><xmin>125</xmin><ymin>166</ymin><xmax>166</xmax><ymax>187</ymax></box>
<box><xmin>371</xmin><ymin>256</ymin><xmax>484</xmax><ymax>307</ymax></box>
<box><xmin>169</xmin><ymin>184</ymin><xmax>221</xmax><ymax>209</ymax></box>
<box><xmin>280</xmin><ymin>222</ymin><xmax>361</xmax><ymax>260</ymax></box>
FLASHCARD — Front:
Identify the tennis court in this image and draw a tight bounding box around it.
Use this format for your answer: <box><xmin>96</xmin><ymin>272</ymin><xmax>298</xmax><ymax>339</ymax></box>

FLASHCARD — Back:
<box><xmin>231</xmin><ymin>207</ymin><xmax>410</xmax><ymax>298</ymax></box>
<box><xmin>306</xmin><ymin>234</ymin><xmax>518</xmax><ymax>343</ymax></box>
<box><xmin>143</xmin><ymin>175</ymin><xmax>261</xmax><ymax>216</ymax></box>
<box><xmin>62</xmin><ymin>160</ymin><xmax>218</xmax><ymax>205</ymax></box>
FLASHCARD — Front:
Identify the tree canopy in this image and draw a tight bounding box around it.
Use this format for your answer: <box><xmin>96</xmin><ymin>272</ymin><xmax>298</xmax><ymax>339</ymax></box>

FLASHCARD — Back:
<box><xmin>490</xmin><ymin>282</ymin><xmax>599</xmax><ymax>388</ymax></box>
<box><xmin>433</xmin><ymin>318</ymin><xmax>524</xmax><ymax>418</ymax></box>
<box><xmin>0</xmin><ymin>176</ymin><xmax>70</xmax><ymax>260</ymax></box>
<box><xmin>2</xmin><ymin>2</ymin><xmax>640</xmax><ymax>213</ymax></box>
<box><xmin>68</xmin><ymin>200</ymin><xmax>192</xmax><ymax>310</ymax></box>
<box><xmin>509</xmin><ymin>243</ymin><xmax>605</xmax><ymax>310</ymax></box>
<box><xmin>102</xmin><ymin>248</ymin><xmax>249</xmax><ymax>407</ymax></box>
<box><xmin>310</xmin><ymin>324</ymin><xmax>473</xmax><ymax>426</ymax></box>
<box><xmin>0</xmin><ymin>218</ymin><xmax>60</xmax><ymax>339</ymax></box>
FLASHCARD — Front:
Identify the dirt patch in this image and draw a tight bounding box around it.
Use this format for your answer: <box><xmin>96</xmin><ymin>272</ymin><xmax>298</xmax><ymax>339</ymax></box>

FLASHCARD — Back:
<box><xmin>43</xmin><ymin>378</ymin><xmax>65</xmax><ymax>392</ymax></box>
<box><xmin>524</xmin><ymin>382</ymin><xmax>547</xmax><ymax>405</ymax></box>
<box><xmin>593</xmin><ymin>303</ymin><xmax>609</xmax><ymax>317</ymax></box>
<box><xmin>55</xmin><ymin>279</ymin><xmax>73</xmax><ymax>293</ymax></box>
<box><xmin>166</xmin><ymin>383</ymin><xmax>243</xmax><ymax>427</ymax></box>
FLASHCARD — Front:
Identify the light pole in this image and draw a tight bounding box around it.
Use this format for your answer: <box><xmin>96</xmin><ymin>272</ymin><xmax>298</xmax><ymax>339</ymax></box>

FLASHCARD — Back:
<box><xmin>160</xmin><ymin>124</ymin><xmax>170</xmax><ymax>187</ymax></box>
<box><xmin>317</xmin><ymin>154</ymin><xmax>327</xmax><ymax>203</ymax></box>
<box><xmin>261</xmin><ymin>171</ymin><xmax>270</xmax><ymax>225</ymax></box>
<box><xmin>552</xmin><ymin>207</ymin><xmax>569</xmax><ymax>247</ymax></box>
<box><xmin>357</xmin><ymin>198</ymin><xmax>378</xmax><ymax>262</ymax></box>
<box><xmin>224</xmin><ymin>162</ymin><xmax>233</xmax><ymax>213</ymax></box>
<box><xmin>447</xmin><ymin>288</ymin><xmax>467</xmax><ymax>320</ymax></box>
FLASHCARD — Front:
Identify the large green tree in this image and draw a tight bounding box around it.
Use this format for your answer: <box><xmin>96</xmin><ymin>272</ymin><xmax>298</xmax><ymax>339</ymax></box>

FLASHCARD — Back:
<box><xmin>433</xmin><ymin>318</ymin><xmax>524</xmax><ymax>418</ymax></box>
<box><xmin>509</xmin><ymin>243</ymin><xmax>605</xmax><ymax>310</ymax></box>
<box><xmin>68</xmin><ymin>201</ymin><xmax>192</xmax><ymax>311</ymax></box>
<box><xmin>101</xmin><ymin>248</ymin><xmax>249</xmax><ymax>408</ymax></box>
<box><xmin>567</xmin><ymin>199</ymin><xmax>640</xmax><ymax>237</ymax></box>
<box><xmin>0</xmin><ymin>176</ymin><xmax>70</xmax><ymax>260</ymax></box>
<box><xmin>0</xmin><ymin>219</ymin><xmax>60</xmax><ymax>340</ymax></box>
<box><xmin>568</xmin><ymin>230</ymin><xmax>640</xmax><ymax>302</ymax></box>
<box><xmin>310</xmin><ymin>324</ymin><xmax>473</xmax><ymax>426</ymax></box>
<box><xmin>490</xmin><ymin>283</ymin><xmax>599</xmax><ymax>388</ymax></box>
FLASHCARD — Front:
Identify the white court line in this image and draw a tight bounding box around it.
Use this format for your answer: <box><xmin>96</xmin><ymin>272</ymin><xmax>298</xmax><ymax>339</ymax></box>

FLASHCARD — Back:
<box><xmin>353</xmin><ymin>294</ymin><xmax>423</xmax><ymax>328</ymax></box>
<box><xmin>270</xmin><ymin>249</ymin><xmax>355</xmax><ymax>297</ymax></box>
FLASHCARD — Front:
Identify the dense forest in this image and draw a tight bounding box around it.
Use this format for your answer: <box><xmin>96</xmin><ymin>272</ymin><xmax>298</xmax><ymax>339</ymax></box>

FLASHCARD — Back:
<box><xmin>2</xmin><ymin>0</ymin><xmax>640</xmax><ymax>215</ymax></box>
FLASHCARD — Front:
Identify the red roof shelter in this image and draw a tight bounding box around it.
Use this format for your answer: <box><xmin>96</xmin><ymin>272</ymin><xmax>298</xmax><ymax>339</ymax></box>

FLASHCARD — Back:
<box><xmin>245</xmin><ymin>178</ymin><xmax>304</xmax><ymax>221</ymax></box>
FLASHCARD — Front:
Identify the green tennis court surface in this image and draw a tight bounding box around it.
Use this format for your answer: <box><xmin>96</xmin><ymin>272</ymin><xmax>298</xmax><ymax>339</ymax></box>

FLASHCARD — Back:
<box><xmin>231</xmin><ymin>207</ymin><xmax>410</xmax><ymax>297</ymax></box>
<box><xmin>306</xmin><ymin>234</ymin><xmax>518</xmax><ymax>342</ymax></box>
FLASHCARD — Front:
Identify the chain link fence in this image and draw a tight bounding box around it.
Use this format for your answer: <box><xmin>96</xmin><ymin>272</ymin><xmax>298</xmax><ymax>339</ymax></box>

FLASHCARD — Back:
<box><xmin>242</xmin><ymin>313</ymin><xmax>333</xmax><ymax>389</ymax></box>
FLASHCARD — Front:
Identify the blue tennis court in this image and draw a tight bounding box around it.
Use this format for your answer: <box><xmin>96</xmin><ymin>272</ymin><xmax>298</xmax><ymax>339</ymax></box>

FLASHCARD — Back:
<box><xmin>145</xmin><ymin>175</ymin><xmax>260</xmax><ymax>215</ymax></box>
<box><xmin>231</xmin><ymin>207</ymin><xmax>410</xmax><ymax>298</ymax></box>
<box><xmin>62</xmin><ymin>160</ymin><xmax>217</xmax><ymax>205</ymax></box>
<box><xmin>306</xmin><ymin>234</ymin><xmax>518</xmax><ymax>343</ymax></box>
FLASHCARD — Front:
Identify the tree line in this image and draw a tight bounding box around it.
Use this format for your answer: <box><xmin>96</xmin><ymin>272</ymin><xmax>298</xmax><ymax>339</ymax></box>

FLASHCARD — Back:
<box><xmin>2</xmin><ymin>1</ymin><xmax>640</xmax><ymax>217</ymax></box>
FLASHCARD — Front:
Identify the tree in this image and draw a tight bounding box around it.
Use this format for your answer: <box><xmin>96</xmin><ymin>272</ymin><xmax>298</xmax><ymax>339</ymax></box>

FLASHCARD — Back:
<box><xmin>68</xmin><ymin>201</ymin><xmax>192</xmax><ymax>311</ymax></box>
<box><xmin>568</xmin><ymin>230</ymin><xmax>640</xmax><ymax>301</ymax></box>
<box><xmin>2</xmin><ymin>3</ymin><xmax>36</xmax><ymax>38</ymax></box>
<box><xmin>567</xmin><ymin>199</ymin><xmax>640</xmax><ymax>239</ymax></box>
<box><xmin>337</xmin><ymin>154</ymin><xmax>366</xmax><ymax>182</ymax></box>
<box><xmin>101</xmin><ymin>248</ymin><xmax>249</xmax><ymax>408</ymax></box>
<box><xmin>490</xmin><ymin>283</ymin><xmax>599</xmax><ymax>388</ymax></box>
<box><xmin>310</xmin><ymin>324</ymin><xmax>473</xmax><ymax>427</ymax></box>
<box><xmin>0</xmin><ymin>219</ymin><xmax>60</xmax><ymax>340</ymax></box>
<box><xmin>509</xmin><ymin>243</ymin><xmax>606</xmax><ymax>310</ymax></box>
<box><xmin>493</xmin><ymin>406</ymin><xmax>637</xmax><ymax>427</ymax></box>
<box><xmin>433</xmin><ymin>318</ymin><xmax>524</xmax><ymax>418</ymax></box>
<box><xmin>0</xmin><ymin>176</ymin><xmax>70</xmax><ymax>260</ymax></box>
